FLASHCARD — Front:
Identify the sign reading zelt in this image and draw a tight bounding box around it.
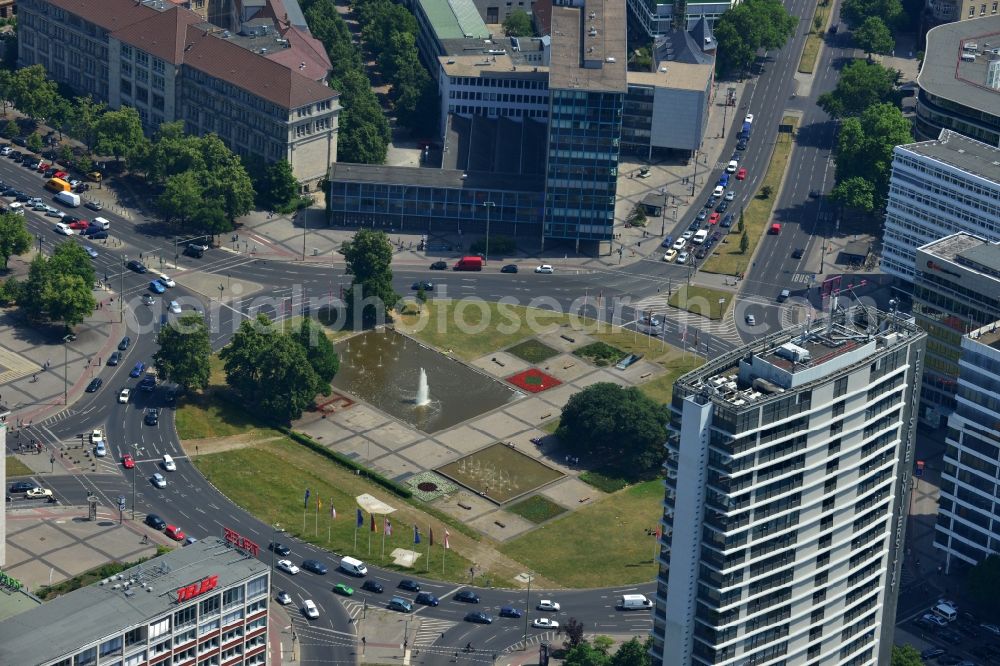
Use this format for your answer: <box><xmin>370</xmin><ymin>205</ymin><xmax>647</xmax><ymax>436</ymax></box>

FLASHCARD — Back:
<box><xmin>223</xmin><ymin>527</ymin><xmax>260</xmax><ymax>557</ymax></box>
<box><xmin>176</xmin><ymin>574</ymin><xmax>219</xmax><ymax>603</ymax></box>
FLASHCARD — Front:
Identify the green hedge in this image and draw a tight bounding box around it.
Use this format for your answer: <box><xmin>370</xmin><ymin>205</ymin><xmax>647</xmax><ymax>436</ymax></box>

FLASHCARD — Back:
<box><xmin>281</xmin><ymin>428</ymin><xmax>413</xmax><ymax>499</ymax></box>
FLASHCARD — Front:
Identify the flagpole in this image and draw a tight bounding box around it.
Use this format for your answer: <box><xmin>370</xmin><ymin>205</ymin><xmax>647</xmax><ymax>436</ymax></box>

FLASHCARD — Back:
<box><xmin>381</xmin><ymin>528</ymin><xmax>386</xmax><ymax>561</ymax></box>
<box><xmin>442</xmin><ymin>541</ymin><xmax>446</xmax><ymax>575</ymax></box>
<box><xmin>315</xmin><ymin>504</ymin><xmax>319</xmax><ymax>537</ymax></box>
<box><xmin>302</xmin><ymin>509</ymin><xmax>306</xmax><ymax>534</ymax></box>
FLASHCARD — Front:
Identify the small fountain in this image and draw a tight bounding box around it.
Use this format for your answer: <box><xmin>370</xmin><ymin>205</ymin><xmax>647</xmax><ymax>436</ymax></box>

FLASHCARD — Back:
<box><xmin>415</xmin><ymin>368</ymin><xmax>430</xmax><ymax>407</ymax></box>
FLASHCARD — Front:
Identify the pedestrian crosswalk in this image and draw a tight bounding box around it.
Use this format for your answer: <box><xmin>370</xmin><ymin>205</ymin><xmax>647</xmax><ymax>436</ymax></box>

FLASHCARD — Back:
<box><xmin>339</xmin><ymin>599</ymin><xmax>367</xmax><ymax>620</ymax></box>
<box><xmin>411</xmin><ymin>617</ymin><xmax>455</xmax><ymax>646</ymax></box>
<box><xmin>632</xmin><ymin>293</ymin><xmax>744</xmax><ymax>346</ymax></box>
<box><xmin>504</xmin><ymin>630</ymin><xmax>558</xmax><ymax>653</ymax></box>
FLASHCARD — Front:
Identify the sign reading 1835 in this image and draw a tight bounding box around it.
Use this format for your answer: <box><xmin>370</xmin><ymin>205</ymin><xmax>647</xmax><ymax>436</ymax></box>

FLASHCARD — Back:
<box><xmin>176</xmin><ymin>575</ymin><xmax>219</xmax><ymax>603</ymax></box>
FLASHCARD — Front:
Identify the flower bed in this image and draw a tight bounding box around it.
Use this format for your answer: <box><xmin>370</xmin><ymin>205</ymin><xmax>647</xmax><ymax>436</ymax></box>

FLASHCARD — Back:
<box><xmin>506</xmin><ymin>368</ymin><xmax>561</xmax><ymax>393</ymax></box>
<box><xmin>405</xmin><ymin>471</ymin><xmax>457</xmax><ymax>501</ymax></box>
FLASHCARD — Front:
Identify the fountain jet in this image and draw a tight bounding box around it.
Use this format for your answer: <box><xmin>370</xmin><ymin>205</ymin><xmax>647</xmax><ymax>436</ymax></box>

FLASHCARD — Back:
<box><xmin>415</xmin><ymin>368</ymin><xmax>430</xmax><ymax>407</ymax></box>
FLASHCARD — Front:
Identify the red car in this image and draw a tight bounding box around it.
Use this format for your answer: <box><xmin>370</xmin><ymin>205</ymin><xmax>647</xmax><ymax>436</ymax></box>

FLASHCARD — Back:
<box><xmin>36</xmin><ymin>162</ymin><xmax>50</xmax><ymax>172</ymax></box>
<box><xmin>769</xmin><ymin>223</ymin><xmax>782</xmax><ymax>235</ymax></box>
<box><xmin>708</xmin><ymin>212</ymin><xmax>720</xmax><ymax>225</ymax></box>
<box><xmin>122</xmin><ymin>454</ymin><xmax>135</xmax><ymax>469</ymax></box>
<box><xmin>53</xmin><ymin>170</ymin><xmax>68</xmax><ymax>179</ymax></box>
<box><xmin>736</xmin><ymin>167</ymin><xmax>747</xmax><ymax>180</ymax></box>
<box><xmin>68</xmin><ymin>220</ymin><xmax>89</xmax><ymax>230</ymax></box>
<box><xmin>165</xmin><ymin>525</ymin><xmax>186</xmax><ymax>541</ymax></box>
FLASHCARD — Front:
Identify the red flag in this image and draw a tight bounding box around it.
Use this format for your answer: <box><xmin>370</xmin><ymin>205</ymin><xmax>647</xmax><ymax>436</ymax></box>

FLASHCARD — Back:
<box><xmin>429</xmin><ymin>526</ymin><xmax>434</xmax><ymax>547</ymax></box>
<box><xmin>444</xmin><ymin>529</ymin><xmax>451</xmax><ymax>549</ymax></box>
<box><xmin>370</xmin><ymin>513</ymin><xmax>377</xmax><ymax>533</ymax></box>
<box><xmin>655</xmin><ymin>527</ymin><xmax>661</xmax><ymax>539</ymax></box>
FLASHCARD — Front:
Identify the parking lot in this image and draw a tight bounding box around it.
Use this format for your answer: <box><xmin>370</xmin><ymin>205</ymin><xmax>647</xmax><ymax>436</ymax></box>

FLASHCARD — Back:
<box><xmin>908</xmin><ymin>601</ymin><xmax>1000</xmax><ymax>665</ymax></box>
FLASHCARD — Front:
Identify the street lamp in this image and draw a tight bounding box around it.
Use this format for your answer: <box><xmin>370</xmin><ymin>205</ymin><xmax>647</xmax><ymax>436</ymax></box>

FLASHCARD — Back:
<box><xmin>269</xmin><ymin>523</ymin><xmax>283</xmax><ymax>582</ymax></box>
<box><xmin>62</xmin><ymin>334</ymin><xmax>73</xmax><ymax>403</ymax></box>
<box><xmin>522</xmin><ymin>572</ymin><xmax>534</xmax><ymax>649</ymax></box>
<box><xmin>482</xmin><ymin>201</ymin><xmax>495</xmax><ymax>264</ymax></box>
<box><xmin>131</xmin><ymin>443</ymin><xmax>145</xmax><ymax>520</ymax></box>
<box><xmin>659</xmin><ymin>188</ymin><xmax>667</xmax><ymax>236</ymax></box>
<box><xmin>120</xmin><ymin>254</ymin><xmax>127</xmax><ymax>323</ymax></box>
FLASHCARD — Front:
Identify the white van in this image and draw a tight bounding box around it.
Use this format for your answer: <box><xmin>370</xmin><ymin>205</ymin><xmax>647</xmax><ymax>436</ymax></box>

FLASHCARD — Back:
<box><xmin>932</xmin><ymin>603</ymin><xmax>957</xmax><ymax>622</ymax></box>
<box><xmin>340</xmin><ymin>556</ymin><xmax>368</xmax><ymax>577</ymax></box>
<box><xmin>617</xmin><ymin>594</ymin><xmax>653</xmax><ymax>610</ymax></box>
<box><xmin>91</xmin><ymin>216</ymin><xmax>111</xmax><ymax>230</ymax></box>
<box><xmin>692</xmin><ymin>229</ymin><xmax>709</xmax><ymax>244</ymax></box>
<box><xmin>54</xmin><ymin>191</ymin><xmax>81</xmax><ymax>207</ymax></box>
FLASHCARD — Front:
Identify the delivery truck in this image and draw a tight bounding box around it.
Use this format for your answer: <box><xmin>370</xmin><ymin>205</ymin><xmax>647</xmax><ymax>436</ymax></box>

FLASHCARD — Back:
<box><xmin>617</xmin><ymin>594</ymin><xmax>653</xmax><ymax>610</ymax></box>
<box><xmin>54</xmin><ymin>191</ymin><xmax>81</xmax><ymax>207</ymax></box>
<box><xmin>453</xmin><ymin>256</ymin><xmax>483</xmax><ymax>271</ymax></box>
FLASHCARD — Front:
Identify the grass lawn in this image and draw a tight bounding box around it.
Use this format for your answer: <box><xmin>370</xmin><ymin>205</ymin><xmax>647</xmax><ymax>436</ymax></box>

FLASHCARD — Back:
<box><xmin>589</xmin><ymin>327</ymin><xmax>678</xmax><ymax>366</ymax></box>
<box><xmin>701</xmin><ymin>115</ymin><xmax>799</xmax><ymax>276</ymax></box>
<box><xmin>638</xmin><ymin>354</ymin><xmax>705</xmax><ymax>405</ymax></box>
<box><xmin>540</xmin><ymin>418</ymin><xmax>560</xmax><ymax>435</ymax></box>
<box><xmin>506</xmin><ymin>339</ymin><xmax>560</xmax><ymax>364</ymax></box>
<box><xmin>174</xmin><ymin>391</ymin><xmax>277</xmax><ymax>441</ymax></box>
<box><xmin>192</xmin><ymin>438</ymin><xmax>488</xmax><ymax>582</ymax></box>
<box><xmin>799</xmin><ymin>1</ymin><xmax>833</xmax><ymax>74</ymax></box>
<box><xmin>578</xmin><ymin>471</ymin><xmax>630</xmax><ymax>493</ymax></box>
<box><xmin>573</xmin><ymin>341</ymin><xmax>626</xmax><ymax>366</ymax></box>
<box><xmin>506</xmin><ymin>495</ymin><xmax>567</xmax><ymax>523</ymax></box>
<box><xmin>667</xmin><ymin>285</ymin><xmax>734</xmax><ymax>320</ymax></box>
<box><xmin>396</xmin><ymin>301</ymin><xmax>569</xmax><ymax>361</ymax></box>
<box><xmin>6</xmin><ymin>457</ymin><xmax>33</xmax><ymax>477</ymax></box>
<box><xmin>501</xmin><ymin>481</ymin><xmax>664</xmax><ymax>587</ymax></box>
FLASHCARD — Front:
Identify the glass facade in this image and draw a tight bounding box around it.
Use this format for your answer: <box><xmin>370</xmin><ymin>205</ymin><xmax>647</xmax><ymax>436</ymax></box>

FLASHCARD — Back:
<box><xmin>543</xmin><ymin>89</ymin><xmax>623</xmax><ymax>243</ymax></box>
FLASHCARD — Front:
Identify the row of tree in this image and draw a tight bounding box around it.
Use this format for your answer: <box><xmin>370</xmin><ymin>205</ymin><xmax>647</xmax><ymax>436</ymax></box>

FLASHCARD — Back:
<box><xmin>712</xmin><ymin>0</ymin><xmax>798</xmax><ymax>77</ymax></box>
<box><xmin>303</xmin><ymin>0</ymin><xmax>391</xmax><ymax>164</ymax></box>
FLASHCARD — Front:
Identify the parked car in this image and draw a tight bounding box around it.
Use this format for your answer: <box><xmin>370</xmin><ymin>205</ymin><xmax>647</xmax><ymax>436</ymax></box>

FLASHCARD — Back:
<box><xmin>500</xmin><ymin>264</ymin><xmax>518</xmax><ymax>273</ymax></box>
<box><xmin>145</xmin><ymin>514</ymin><xmax>167</xmax><ymax>530</ymax></box>
<box><xmin>164</xmin><ymin>525</ymin><xmax>186</xmax><ymax>541</ymax></box>
<box><xmin>430</xmin><ymin>261</ymin><xmax>447</xmax><ymax>270</ymax></box>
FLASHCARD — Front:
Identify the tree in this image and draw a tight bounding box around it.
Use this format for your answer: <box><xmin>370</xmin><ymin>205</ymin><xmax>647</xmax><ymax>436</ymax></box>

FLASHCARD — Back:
<box><xmin>890</xmin><ymin>645</ymin><xmax>923</xmax><ymax>666</ymax></box>
<box><xmin>840</xmin><ymin>0</ymin><xmax>903</xmax><ymax>29</ymax></box>
<box><xmin>67</xmin><ymin>96</ymin><xmax>107</xmax><ymax>150</ymax></box>
<box><xmin>0</xmin><ymin>212</ymin><xmax>32</xmax><ymax>269</ymax></box>
<box><xmin>713</xmin><ymin>0</ymin><xmax>797</xmax><ymax>75</ymax></box>
<box><xmin>1</xmin><ymin>118</ymin><xmax>16</xmax><ymax>139</ymax></box>
<box><xmin>21</xmin><ymin>248</ymin><xmax>96</xmax><ymax>328</ymax></box>
<box><xmin>563</xmin><ymin>643</ymin><xmax>609</xmax><ymax>666</ymax></box>
<box><xmin>740</xmin><ymin>229</ymin><xmax>749</xmax><ymax>254</ymax></box>
<box><xmin>609</xmin><ymin>638</ymin><xmax>652</xmax><ymax>666</ymax></box>
<box><xmin>153</xmin><ymin>314</ymin><xmax>212</xmax><ymax>392</ymax></box>
<box><xmin>341</xmin><ymin>229</ymin><xmax>398</xmax><ymax>327</ymax></box>
<box><xmin>502</xmin><ymin>9</ymin><xmax>533</xmax><ymax>36</ymax></box>
<box><xmin>295</xmin><ymin>317</ymin><xmax>340</xmax><ymax>389</ymax></box>
<box><xmin>557</xmin><ymin>383</ymin><xmax>669</xmax><ymax>479</ymax></box>
<box><xmin>759</xmin><ymin>185</ymin><xmax>773</xmax><ymax>199</ymax></box>
<box><xmin>158</xmin><ymin>171</ymin><xmax>205</xmax><ymax>226</ymax></box>
<box><xmin>854</xmin><ymin>16</ymin><xmax>895</xmax><ymax>60</ymax></box>
<box><xmin>831</xmin><ymin>176</ymin><xmax>876</xmax><ymax>212</ymax></box>
<box><xmin>833</xmin><ymin>103</ymin><xmax>912</xmax><ymax>212</ymax></box>
<box><xmin>817</xmin><ymin>60</ymin><xmax>899</xmax><ymax>118</ymax></box>
<box><xmin>43</xmin><ymin>273</ymin><xmax>94</xmax><ymax>328</ymax></box>
<box><xmin>0</xmin><ymin>68</ymin><xmax>12</xmax><ymax>116</ymax></box>
<box><xmin>26</xmin><ymin>132</ymin><xmax>43</xmax><ymax>154</ymax></box>
<box><xmin>737</xmin><ymin>209</ymin><xmax>745</xmax><ymax>233</ymax></box>
<box><xmin>94</xmin><ymin>106</ymin><xmax>147</xmax><ymax>163</ymax></box>
<box><xmin>10</xmin><ymin>64</ymin><xmax>59</xmax><ymax>122</ymax></box>
<box><xmin>965</xmin><ymin>554</ymin><xmax>1000</xmax><ymax>620</ymax></box>
<box><xmin>563</xmin><ymin>617</ymin><xmax>586</xmax><ymax>649</ymax></box>
<box><xmin>258</xmin><ymin>159</ymin><xmax>300</xmax><ymax>211</ymax></box>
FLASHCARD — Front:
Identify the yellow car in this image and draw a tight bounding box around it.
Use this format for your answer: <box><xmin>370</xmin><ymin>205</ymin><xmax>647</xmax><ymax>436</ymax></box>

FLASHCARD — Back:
<box><xmin>86</xmin><ymin>171</ymin><xmax>103</xmax><ymax>182</ymax></box>
<box><xmin>662</xmin><ymin>249</ymin><xmax>678</xmax><ymax>262</ymax></box>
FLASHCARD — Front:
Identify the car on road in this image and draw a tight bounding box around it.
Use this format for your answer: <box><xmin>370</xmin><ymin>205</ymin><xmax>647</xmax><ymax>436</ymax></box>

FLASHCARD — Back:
<box><xmin>85</xmin><ymin>377</ymin><xmax>103</xmax><ymax>393</ymax></box>
<box><xmin>500</xmin><ymin>607</ymin><xmax>523</xmax><ymax>618</ymax></box>
<box><xmin>737</xmin><ymin>167</ymin><xmax>747</xmax><ymax>180</ymax></box>
<box><xmin>428</xmin><ymin>261</ymin><xmax>449</xmax><ymax>271</ymax></box>
<box><xmin>695</xmin><ymin>248</ymin><xmax>708</xmax><ymax>260</ymax></box>
<box><xmin>768</xmin><ymin>223</ymin><xmax>781</xmax><ymax>235</ymax></box>
<box><xmin>411</xmin><ymin>281</ymin><xmax>433</xmax><ymax>291</ymax></box>
<box><xmin>464</xmin><ymin>612</ymin><xmax>493</xmax><ymax>624</ymax></box>
<box><xmin>388</xmin><ymin>597</ymin><xmax>413</xmax><ymax>613</ymax></box>
<box><xmin>68</xmin><ymin>219</ymin><xmax>89</xmax><ymax>230</ymax></box>
<box><xmin>921</xmin><ymin>648</ymin><xmax>946</xmax><ymax>660</ymax></box>
<box><xmin>164</xmin><ymin>525</ymin><xmax>186</xmax><ymax>541</ymax></box>
<box><xmin>680</xmin><ymin>231</ymin><xmax>693</xmax><ymax>241</ymax></box>
<box><xmin>662</xmin><ymin>250</ymin><xmax>677</xmax><ymax>263</ymax></box>
<box><xmin>145</xmin><ymin>514</ymin><xmax>166</xmax><ymax>530</ymax></box>
<box><xmin>54</xmin><ymin>223</ymin><xmax>73</xmax><ymax>236</ymax></box>
<box><xmin>126</xmin><ymin>259</ymin><xmax>147</xmax><ymax>273</ymax></box>
<box><xmin>708</xmin><ymin>213</ymin><xmax>720</xmax><ymax>225</ymax></box>
<box><xmin>745</xmin><ymin>314</ymin><xmax>756</xmax><ymax>326</ymax></box>
<box><xmin>715</xmin><ymin>200</ymin><xmax>730</xmax><ymax>213</ymax></box>
<box><xmin>922</xmin><ymin>613</ymin><xmax>949</xmax><ymax>627</ymax></box>
<box><xmin>139</xmin><ymin>373</ymin><xmax>156</xmax><ymax>392</ymax></box>
<box><xmin>91</xmin><ymin>438</ymin><xmax>106</xmax><ymax>456</ymax></box>
<box><xmin>398</xmin><ymin>579</ymin><xmax>420</xmax><ymax>592</ymax></box>
<box><xmin>142</xmin><ymin>294</ymin><xmax>154</xmax><ymax>306</ymax></box>
<box><xmin>981</xmin><ymin>623</ymin><xmax>1000</xmax><ymax>635</ymax></box>
<box><xmin>676</xmin><ymin>251</ymin><xmax>689</xmax><ymax>265</ymax></box>
<box><xmin>362</xmin><ymin>580</ymin><xmax>384</xmax><ymax>593</ymax></box>
<box><xmin>301</xmin><ymin>560</ymin><xmax>328</xmax><ymax>575</ymax></box>
<box><xmin>26</xmin><ymin>487</ymin><xmax>53</xmax><ymax>499</ymax></box>
<box><xmin>705</xmin><ymin>196</ymin><xmax>718</xmax><ymax>209</ymax></box>
<box><xmin>276</xmin><ymin>560</ymin><xmax>300</xmax><ymax>575</ymax></box>
<box><xmin>162</xmin><ymin>454</ymin><xmax>176</xmax><ymax>471</ymax></box>
<box><xmin>144</xmin><ymin>409</ymin><xmax>159</xmax><ymax>426</ymax></box>
<box><xmin>721</xmin><ymin>214</ymin><xmax>734</xmax><ymax>228</ymax></box>
<box><xmin>148</xmin><ymin>280</ymin><xmax>166</xmax><ymax>294</ymax></box>
<box><xmin>333</xmin><ymin>583</ymin><xmax>354</xmax><ymax>596</ymax></box>
<box><xmin>118</xmin><ymin>388</ymin><xmax>130</xmax><ymax>404</ymax></box>
<box><xmin>85</xmin><ymin>200</ymin><xmax>103</xmax><ymax>211</ymax></box>
<box><xmin>168</xmin><ymin>300</ymin><xmax>182</xmax><ymax>314</ymax></box>
<box><xmin>302</xmin><ymin>599</ymin><xmax>319</xmax><ymax>619</ymax></box>
<box><xmin>455</xmin><ymin>590</ymin><xmax>480</xmax><ymax>603</ymax></box>
<box><xmin>532</xmin><ymin>618</ymin><xmax>559</xmax><ymax>629</ymax></box>
<box><xmin>129</xmin><ymin>361</ymin><xmax>146</xmax><ymax>377</ymax></box>
<box><xmin>536</xmin><ymin>600</ymin><xmax>560</xmax><ymax>612</ymax></box>
<box><xmin>85</xmin><ymin>246</ymin><xmax>98</xmax><ymax>258</ymax></box>
<box><xmin>696</xmin><ymin>210</ymin><xmax>708</xmax><ymax>222</ymax></box>
<box><xmin>534</xmin><ymin>264</ymin><xmax>554</xmax><ymax>274</ymax></box>
<box><xmin>500</xmin><ymin>264</ymin><xmax>518</xmax><ymax>273</ymax></box>
<box><xmin>10</xmin><ymin>481</ymin><xmax>37</xmax><ymax>494</ymax></box>
<box><xmin>672</xmin><ymin>238</ymin><xmax>687</xmax><ymax>251</ymax></box>
<box><xmin>724</xmin><ymin>189</ymin><xmax>736</xmax><ymax>201</ymax></box>
<box><xmin>157</xmin><ymin>274</ymin><xmax>175</xmax><ymax>288</ymax></box>
<box><xmin>744</xmin><ymin>113</ymin><xmax>754</xmax><ymax>123</ymax></box>
<box><xmin>416</xmin><ymin>592</ymin><xmax>440</xmax><ymax>606</ymax></box>
<box><xmin>726</xmin><ymin>160</ymin><xmax>738</xmax><ymax>173</ymax></box>
<box><xmin>122</xmin><ymin>454</ymin><xmax>135</xmax><ymax>469</ymax></box>
<box><xmin>269</xmin><ymin>542</ymin><xmax>291</xmax><ymax>556</ymax></box>
<box><xmin>118</xmin><ymin>336</ymin><xmax>131</xmax><ymax>351</ymax></box>
<box><xmin>276</xmin><ymin>591</ymin><xmax>293</xmax><ymax>605</ymax></box>
<box><xmin>151</xmin><ymin>473</ymin><xmax>167</xmax><ymax>488</ymax></box>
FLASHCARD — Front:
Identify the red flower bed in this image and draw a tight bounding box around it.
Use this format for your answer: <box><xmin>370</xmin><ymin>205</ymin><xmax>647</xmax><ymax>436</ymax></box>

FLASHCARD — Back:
<box><xmin>506</xmin><ymin>368</ymin><xmax>561</xmax><ymax>393</ymax></box>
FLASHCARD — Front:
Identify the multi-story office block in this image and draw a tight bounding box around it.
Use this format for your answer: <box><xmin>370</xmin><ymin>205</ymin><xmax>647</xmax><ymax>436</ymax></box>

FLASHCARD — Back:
<box><xmin>0</xmin><ymin>536</ymin><xmax>271</xmax><ymax>665</ymax></box>
<box><xmin>915</xmin><ymin>16</ymin><xmax>1000</xmax><ymax>146</ymax></box>
<box><xmin>17</xmin><ymin>0</ymin><xmax>339</xmax><ymax>189</ymax></box>
<box><xmin>935</xmin><ymin>320</ymin><xmax>1000</xmax><ymax>573</ymax></box>
<box><xmin>881</xmin><ymin>130</ymin><xmax>1000</xmax><ymax>280</ymax></box>
<box><xmin>653</xmin><ymin>306</ymin><xmax>925</xmax><ymax>665</ymax></box>
<box><xmin>912</xmin><ymin>233</ymin><xmax>1000</xmax><ymax>426</ymax></box>
<box><xmin>627</xmin><ymin>0</ymin><xmax>736</xmax><ymax>38</ymax></box>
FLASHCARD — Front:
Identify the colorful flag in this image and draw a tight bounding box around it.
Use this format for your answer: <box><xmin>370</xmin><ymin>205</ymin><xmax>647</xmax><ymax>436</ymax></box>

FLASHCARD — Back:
<box><xmin>655</xmin><ymin>527</ymin><xmax>661</xmax><ymax>539</ymax></box>
<box><xmin>444</xmin><ymin>529</ymin><xmax>451</xmax><ymax>550</ymax></box>
<box><xmin>330</xmin><ymin>502</ymin><xmax>336</xmax><ymax>520</ymax></box>
<box><xmin>413</xmin><ymin>525</ymin><xmax>421</xmax><ymax>544</ymax></box>
<box><xmin>385</xmin><ymin>518</ymin><xmax>392</xmax><ymax>536</ymax></box>
<box><xmin>316</xmin><ymin>497</ymin><xmax>321</xmax><ymax>511</ymax></box>
<box><xmin>304</xmin><ymin>488</ymin><xmax>310</xmax><ymax>508</ymax></box>
<box><xmin>429</xmin><ymin>526</ymin><xmax>434</xmax><ymax>547</ymax></box>
<box><xmin>356</xmin><ymin>508</ymin><xmax>363</xmax><ymax>528</ymax></box>
<box><xmin>370</xmin><ymin>513</ymin><xmax>377</xmax><ymax>533</ymax></box>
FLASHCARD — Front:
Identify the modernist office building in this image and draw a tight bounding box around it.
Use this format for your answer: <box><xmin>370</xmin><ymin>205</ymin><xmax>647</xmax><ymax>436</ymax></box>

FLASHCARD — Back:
<box><xmin>626</xmin><ymin>0</ymin><xmax>736</xmax><ymax>38</ymax></box>
<box><xmin>881</xmin><ymin>130</ymin><xmax>1000</xmax><ymax>280</ymax></box>
<box><xmin>0</xmin><ymin>536</ymin><xmax>270</xmax><ymax>666</ymax></box>
<box><xmin>652</xmin><ymin>307</ymin><xmax>925</xmax><ymax>665</ymax></box>
<box><xmin>934</xmin><ymin>321</ymin><xmax>1000</xmax><ymax>572</ymax></box>
<box><xmin>915</xmin><ymin>16</ymin><xmax>1000</xmax><ymax>147</ymax></box>
<box><xmin>912</xmin><ymin>233</ymin><xmax>1000</xmax><ymax>426</ymax></box>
